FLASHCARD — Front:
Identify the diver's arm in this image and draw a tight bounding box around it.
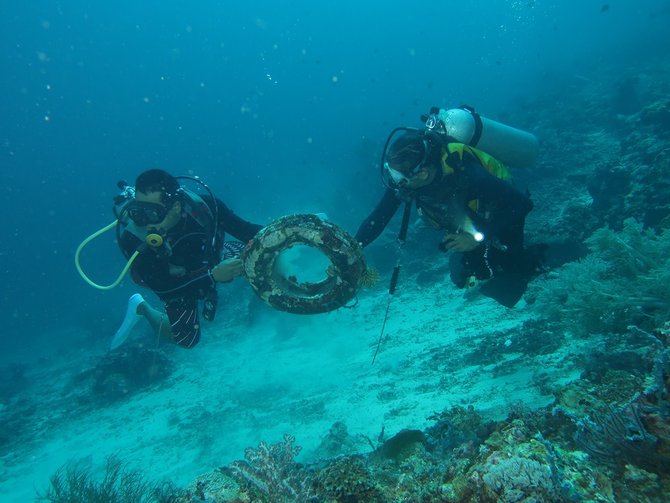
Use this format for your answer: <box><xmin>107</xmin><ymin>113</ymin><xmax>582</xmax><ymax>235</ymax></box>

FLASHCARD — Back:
<box><xmin>214</xmin><ymin>198</ymin><xmax>264</xmax><ymax>242</ymax></box>
<box><xmin>210</xmin><ymin>258</ymin><xmax>244</xmax><ymax>282</ymax></box>
<box><xmin>354</xmin><ymin>188</ymin><xmax>402</xmax><ymax>247</ymax></box>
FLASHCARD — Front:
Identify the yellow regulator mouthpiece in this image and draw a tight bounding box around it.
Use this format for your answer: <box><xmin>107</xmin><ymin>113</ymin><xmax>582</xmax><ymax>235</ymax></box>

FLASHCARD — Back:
<box><xmin>145</xmin><ymin>233</ymin><xmax>164</xmax><ymax>248</ymax></box>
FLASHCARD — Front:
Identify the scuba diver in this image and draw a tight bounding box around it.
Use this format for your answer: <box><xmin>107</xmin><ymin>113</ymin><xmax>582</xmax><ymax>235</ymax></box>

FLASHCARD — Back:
<box><xmin>355</xmin><ymin>108</ymin><xmax>545</xmax><ymax>308</ymax></box>
<box><xmin>77</xmin><ymin>169</ymin><xmax>262</xmax><ymax>348</ymax></box>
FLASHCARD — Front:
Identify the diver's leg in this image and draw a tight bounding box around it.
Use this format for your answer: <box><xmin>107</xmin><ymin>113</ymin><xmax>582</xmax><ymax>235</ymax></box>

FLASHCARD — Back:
<box><xmin>117</xmin><ymin>295</ymin><xmax>201</xmax><ymax>348</ymax></box>
<box><xmin>136</xmin><ymin>301</ymin><xmax>174</xmax><ymax>342</ymax></box>
<box><xmin>449</xmin><ymin>252</ymin><xmax>468</xmax><ymax>288</ymax></box>
<box><xmin>161</xmin><ymin>297</ymin><xmax>202</xmax><ymax>348</ymax></box>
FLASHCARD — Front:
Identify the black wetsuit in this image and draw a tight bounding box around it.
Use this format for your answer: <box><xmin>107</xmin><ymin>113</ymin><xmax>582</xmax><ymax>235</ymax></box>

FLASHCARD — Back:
<box><xmin>119</xmin><ymin>196</ymin><xmax>262</xmax><ymax>347</ymax></box>
<box><xmin>356</xmin><ymin>147</ymin><xmax>538</xmax><ymax>307</ymax></box>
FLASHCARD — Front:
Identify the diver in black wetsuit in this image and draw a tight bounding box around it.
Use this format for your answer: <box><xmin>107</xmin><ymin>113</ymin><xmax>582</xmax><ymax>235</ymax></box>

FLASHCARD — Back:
<box><xmin>116</xmin><ymin>169</ymin><xmax>262</xmax><ymax>348</ymax></box>
<box><xmin>355</xmin><ymin>129</ymin><xmax>543</xmax><ymax>307</ymax></box>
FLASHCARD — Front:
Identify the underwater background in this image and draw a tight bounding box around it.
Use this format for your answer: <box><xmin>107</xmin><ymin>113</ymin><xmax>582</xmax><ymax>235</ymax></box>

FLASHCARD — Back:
<box><xmin>2</xmin><ymin>1</ymin><xmax>670</xmax><ymax>502</ymax></box>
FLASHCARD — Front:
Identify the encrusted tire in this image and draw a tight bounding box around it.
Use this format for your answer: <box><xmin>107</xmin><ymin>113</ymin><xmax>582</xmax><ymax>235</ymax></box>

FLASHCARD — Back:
<box><xmin>242</xmin><ymin>214</ymin><xmax>366</xmax><ymax>314</ymax></box>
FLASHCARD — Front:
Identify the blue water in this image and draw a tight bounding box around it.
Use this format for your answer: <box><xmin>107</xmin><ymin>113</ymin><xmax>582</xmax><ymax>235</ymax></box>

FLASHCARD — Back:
<box><xmin>3</xmin><ymin>7</ymin><xmax>670</xmax><ymax>493</ymax></box>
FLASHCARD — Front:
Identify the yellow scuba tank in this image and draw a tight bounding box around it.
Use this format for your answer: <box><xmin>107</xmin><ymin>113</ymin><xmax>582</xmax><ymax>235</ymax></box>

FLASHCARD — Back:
<box><xmin>424</xmin><ymin>106</ymin><xmax>539</xmax><ymax>169</ymax></box>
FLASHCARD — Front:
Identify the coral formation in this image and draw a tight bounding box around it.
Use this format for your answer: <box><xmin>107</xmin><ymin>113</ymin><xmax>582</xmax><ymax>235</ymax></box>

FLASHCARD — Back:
<box><xmin>530</xmin><ymin>219</ymin><xmax>670</xmax><ymax>337</ymax></box>
<box><xmin>312</xmin><ymin>456</ymin><xmax>384</xmax><ymax>503</ymax></box>
<box><xmin>67</xmin><ymin>346</ymin><xmax>173</xmax><ymax>406</ymax></box>
<box><xmin>224</xmin><ymin>434</ymin><xmax>311</xmax><ymax>502</ymax></box>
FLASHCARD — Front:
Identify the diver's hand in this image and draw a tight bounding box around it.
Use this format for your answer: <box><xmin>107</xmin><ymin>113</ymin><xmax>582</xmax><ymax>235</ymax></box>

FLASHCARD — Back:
<box><xmin>211</xmin><ymin>258</ymin><xmax>244</xmax><ymax>282</ymax></box>
<box><xmin>441</xmin><ymin>233</ymin><xmax>480</xmax><ymax>252</ymax></box>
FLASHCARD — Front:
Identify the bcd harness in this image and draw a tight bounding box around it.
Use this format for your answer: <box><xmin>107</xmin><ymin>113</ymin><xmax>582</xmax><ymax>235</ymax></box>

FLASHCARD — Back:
<box><xmin>118</xmin><ymin>189</ymin><xmax>220</xmax><ymax>293</ymax></box>
<box><xmin>415</xmin><ymin>142</ymin><xmax>512</xmax><ymax>231</ymax></box>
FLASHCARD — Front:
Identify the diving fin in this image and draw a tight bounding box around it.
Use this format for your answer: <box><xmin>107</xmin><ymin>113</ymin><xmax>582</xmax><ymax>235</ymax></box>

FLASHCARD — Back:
<box><xmin>480</xmin><ymin>272</ymin><xmax>529</xmax><ymax>308</ymax></box>
<box><xmin>110</xmin><ymin>293</ymin><xmax>145</xmax><ymax>349</ymax></box>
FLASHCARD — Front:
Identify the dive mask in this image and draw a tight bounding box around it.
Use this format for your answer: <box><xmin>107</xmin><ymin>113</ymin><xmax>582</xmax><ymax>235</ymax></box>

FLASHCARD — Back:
<box><xmin>384</xmin><ymin>162</ymin><xmax>416</xmax><ymax>187</ymax></box>
<box><xmin>381</xmin><ymin>127</ymin><xmax>432</xmax><ymax>188</ymax></box>
<box><xmin>126</xmin><ymin>201</ymin><xmax>170</xmax><ymax>226</ymax></box>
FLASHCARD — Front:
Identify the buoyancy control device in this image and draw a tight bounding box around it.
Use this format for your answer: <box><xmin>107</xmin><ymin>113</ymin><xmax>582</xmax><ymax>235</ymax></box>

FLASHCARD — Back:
<box><xmin>75</xmin><ymin>176</ymin><xmax>218</xmax><ymax>290</ymax></box>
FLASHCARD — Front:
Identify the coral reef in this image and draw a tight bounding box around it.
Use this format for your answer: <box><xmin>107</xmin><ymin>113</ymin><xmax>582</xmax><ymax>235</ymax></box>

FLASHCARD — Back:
<box><xmin>588</xmin><ymin>143</ymin><xmax>670</xmax><ymax>231</ymax></box>
<box><xmin>224</xmin><ymin>433</ymin><xmax>312</xmax><ymax>502</ymax></box>
<box><xmin>639</xmin><ymin>99</ymin><xmax>670</xmax><ymax>133</ymax></box>
<box><xmin>425</xmin><ymin>404</ymin><xmax>494</xmax><ymax>454</ymax></box>
<box><xmin>313</xmin><ymin>421</ymin><xmax>373</xmax><ymax>459</ymax></box>
<box><xmin>574</xmin><ymin>403</ymin><xmax>659</xmax><ymax>470</ymax></box>
<box><xmin>462</xmin><ymin>317</ymin><xmax>565</xmax><ymax>368</ymax></box>
<box><xmin>68</xmin><ymin>346</ymin><xmax>174</xmax><ymax>406</ymax></box>
<box><xmin>529</xmin><ymin>219</ymin><xmax>670</xmax><ymax>337</ymax></box>
<box><xmin>138</xmin><ymin>361</ymin><xmax>670</xmax><ymax>502</ymax></box>
<box><xmin>311</xmin><ymin>456</ymin><xmax>385</xmax><ymax>503</ymax></box>
<box><xmin>40</xmin><ymin>378</ymin><xmax>670</xmax><ymax>502</ymax></box>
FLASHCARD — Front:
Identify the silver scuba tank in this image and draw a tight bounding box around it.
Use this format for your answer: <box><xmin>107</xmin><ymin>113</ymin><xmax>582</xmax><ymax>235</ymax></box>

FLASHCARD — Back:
<box><xmin>427</xmin><ymin>106</ymin><xmax>539</xmax><ymax>169</ymax></box>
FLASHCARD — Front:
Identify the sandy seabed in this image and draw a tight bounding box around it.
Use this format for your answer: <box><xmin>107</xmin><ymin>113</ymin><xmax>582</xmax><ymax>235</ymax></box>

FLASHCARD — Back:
<box><xmin>0</xmin><ymin>257</ymin><xmax>582</xmax><ymax>502</ymax></box>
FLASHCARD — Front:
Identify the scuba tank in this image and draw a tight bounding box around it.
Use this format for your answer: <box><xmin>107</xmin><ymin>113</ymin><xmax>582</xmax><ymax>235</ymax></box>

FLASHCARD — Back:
<box><xmin>422</xmin><ymin>106</ymin><xmax>539</xmax><ymax>169</ymax></box>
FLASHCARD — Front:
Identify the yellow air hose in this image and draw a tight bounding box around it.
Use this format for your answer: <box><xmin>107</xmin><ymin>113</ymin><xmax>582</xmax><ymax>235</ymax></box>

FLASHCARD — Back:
<box><xmin>75</xmin><ymin>220</ymin><xmax>140</xmax><ymax>290</ymax></box>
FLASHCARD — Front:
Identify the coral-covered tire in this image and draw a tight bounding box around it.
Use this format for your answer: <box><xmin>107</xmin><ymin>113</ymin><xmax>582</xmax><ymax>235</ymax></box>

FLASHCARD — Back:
<box><xmin>242</xmin><ymin>214</ymin><xmax>366</xmax><ymax>314</ymax></box>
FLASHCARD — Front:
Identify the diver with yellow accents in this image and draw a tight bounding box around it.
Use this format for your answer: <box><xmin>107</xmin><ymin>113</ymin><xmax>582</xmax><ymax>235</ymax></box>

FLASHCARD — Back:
<box><xmin>355</xmin><ymin>107</ymin><xmax>545</xmax><ymax>308</ymax></box>
<box><xmin>76</xmin><ymin>169</ymin><xmax>262</xmax><ymax>348</ymax></box>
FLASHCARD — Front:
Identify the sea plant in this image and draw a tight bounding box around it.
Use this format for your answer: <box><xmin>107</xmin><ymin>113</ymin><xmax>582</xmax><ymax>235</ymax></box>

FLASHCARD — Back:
<box><xmin>531</xmin><ymin>218</ymin><xmax>670</xmax><ymax>337</ymax></box>
<box><xmin>37</xmin><ymin>455</ymin><xmax>168</xmax><ymax>503</ymax></box>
